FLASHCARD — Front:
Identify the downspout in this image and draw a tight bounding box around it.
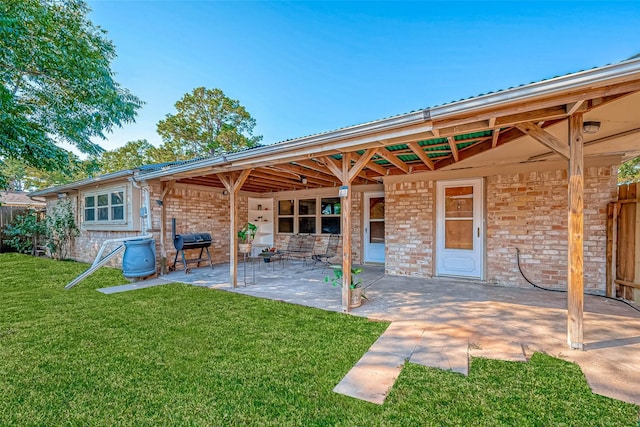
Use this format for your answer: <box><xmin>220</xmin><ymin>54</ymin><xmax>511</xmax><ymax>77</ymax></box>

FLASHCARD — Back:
<box><xmin>128</xmin><ymin>177</ymin><xmax>151</xmax><ymax>235</ymax></box>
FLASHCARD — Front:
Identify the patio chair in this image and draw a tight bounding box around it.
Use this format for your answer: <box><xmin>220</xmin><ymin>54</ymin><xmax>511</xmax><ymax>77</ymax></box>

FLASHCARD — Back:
<box><xmin>312</xmin><ymin>234</ymin><xmax>341</xmax><ymax>271</ymax></box>
<box><xmin>282</xmin><ymin>234</ymin><xmax>316</xmax><ymax>266</ymax></box>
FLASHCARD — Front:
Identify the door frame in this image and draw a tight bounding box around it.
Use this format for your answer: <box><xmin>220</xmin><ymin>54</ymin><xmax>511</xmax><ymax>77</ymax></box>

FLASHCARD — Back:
<box><xmin>435</xmin><ymin>178</ymin><xmax>485</xmax><ymax>279</ymax></box>
<box><xmin>363</xmin><ymin>191</ymin><xmax>385</xmax><ymax>263</ymax></box>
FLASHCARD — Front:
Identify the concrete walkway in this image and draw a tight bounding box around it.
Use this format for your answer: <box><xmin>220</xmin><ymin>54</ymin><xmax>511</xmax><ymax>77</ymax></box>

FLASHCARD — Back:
<box><xmin>152</xmin><ymin>261</ymin><xmax>640</xmax><ymax>405</ymax></box>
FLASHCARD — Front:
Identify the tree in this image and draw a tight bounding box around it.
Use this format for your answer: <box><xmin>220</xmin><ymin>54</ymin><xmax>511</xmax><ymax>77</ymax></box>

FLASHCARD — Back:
<box><xmin>0</xmin><ymin>156</ymin><xmax>99</xmax><ymax>192</ymax></box>
<box><xmin>0</xmin><ymin>0</ymin><xmax>142</xmax><ymax>187</ymax></box>
<box><xmin>98</xmin><ymin>139</ymin><xmax>156</xmax><ymax>174</ymax></box>
<box><xmin>157</xmin><ymin>87</ymin><xmax>261</xmax><ymax>158</ymax></box>
<box><xmin>618</xmin><ymin>156</ymin><xmax>640</xmax><ymax>183</ymax></box>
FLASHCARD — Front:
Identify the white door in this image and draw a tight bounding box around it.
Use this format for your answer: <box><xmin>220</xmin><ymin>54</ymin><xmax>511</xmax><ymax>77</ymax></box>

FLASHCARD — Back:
<box><xmin>436</xmin><ymin>179</ymin><xmax>484</xmax><ymax>279</ymax></box>
<box><xmin>364</xmin><ymin>192</ymin><xmax>385</xmax><ymax>263</ymax></box>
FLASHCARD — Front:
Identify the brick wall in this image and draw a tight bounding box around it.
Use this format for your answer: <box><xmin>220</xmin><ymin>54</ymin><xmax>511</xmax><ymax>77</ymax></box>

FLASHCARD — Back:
<box><xmin>382</xmin><ymin>166</ymin><xmax>616</xmax><ymax>292</ymax></box>
<box><xmin>486</xmin><ymin>166</ymin><xmax>617</xmax><ymax>291</ymax></box>
<box><xmin>153</xmin><ymin>185</ymin><xmax>246</xmax><ymax>266</ymax></box>
<box><xmin>384</xmin><ymin>180</ymin><xmax>434</xmax><ymax>277</ymax></box>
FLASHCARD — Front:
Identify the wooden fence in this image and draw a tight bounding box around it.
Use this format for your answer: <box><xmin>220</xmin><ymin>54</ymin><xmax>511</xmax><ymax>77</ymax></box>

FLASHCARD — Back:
<box><xmin>0</xmin><ymin>205</ymin><xmax>29</xmax><ymax>253</ymax></box>
<box><xmin>606</xmin><ymin>182</ymin><xmax>640</xmax><ymax>304</ymax></box>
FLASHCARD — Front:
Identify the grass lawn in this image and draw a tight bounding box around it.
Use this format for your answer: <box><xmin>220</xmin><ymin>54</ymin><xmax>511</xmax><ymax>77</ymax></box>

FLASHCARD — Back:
<box><xmin>0</xmin><ymin>253</ymin><xmax>638</xmax><ymax>426</ymax></box>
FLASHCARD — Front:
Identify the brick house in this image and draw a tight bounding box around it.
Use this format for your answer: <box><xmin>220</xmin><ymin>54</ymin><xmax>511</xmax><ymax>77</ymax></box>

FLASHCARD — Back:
<box><xmin>31</xmin><ymin>56</ymin><xmax>640</xmax><ymax>348</ymax></box>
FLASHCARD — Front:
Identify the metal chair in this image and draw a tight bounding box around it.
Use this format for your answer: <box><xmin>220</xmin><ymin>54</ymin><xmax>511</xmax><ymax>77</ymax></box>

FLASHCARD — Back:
<box><xmin>313</xmin><ymin>234</ymin><xmax>341</xmax><ymax>271</ymax></box>
<box><xmin>283</xmin><ymin>234</ymin><xmax>316</xmax><ymax>266</ymax></box>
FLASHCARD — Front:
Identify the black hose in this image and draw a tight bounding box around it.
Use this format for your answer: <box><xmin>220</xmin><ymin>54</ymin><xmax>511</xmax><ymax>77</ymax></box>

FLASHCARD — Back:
<box><xmin>516</xmin><ymin>247</ymin><xmax>640</xmax><ymax>313</ymax></box>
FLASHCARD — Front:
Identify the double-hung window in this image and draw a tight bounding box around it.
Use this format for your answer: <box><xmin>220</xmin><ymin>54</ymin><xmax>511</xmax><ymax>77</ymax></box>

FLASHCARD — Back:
<box><xmin>84</xmin><ymin>188</ymin><xmax>125</xmax><ymax>224</ymax></box>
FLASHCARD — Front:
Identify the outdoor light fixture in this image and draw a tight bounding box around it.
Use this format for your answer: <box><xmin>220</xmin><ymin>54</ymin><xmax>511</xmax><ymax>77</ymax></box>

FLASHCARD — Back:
<box><xmin>222</xmin><ymin>190</ymin><xmax>229</xmax><ymax>195</ymax></box>
<box><xmin>301</xmin><ymin>176</ymin><xmax>308</xmax><ymax>185</ymax></box>
<box><xmin>583</xmin><ymin>121</ymin><xmax>601</xmax><ymax>134</ymax></box>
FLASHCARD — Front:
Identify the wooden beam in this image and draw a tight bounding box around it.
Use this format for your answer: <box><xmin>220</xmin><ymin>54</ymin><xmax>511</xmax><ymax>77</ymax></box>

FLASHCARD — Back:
<box><xmin>320</xmin><ymin>156</ymin><xmax>344</xmax><ymax>181</ymax></box>
<box><xmin>376</xmin><ymin>149</ymin><xmax>410</xmax><ymax>174</ymax></box>
<box><xmin>515</xmin><ymin>121</ymin><xmax>570</xmax><ymax>159</ymax></box>
<box><xmin>494</xmin><ymin>105</ymin><xmax>569</xmax><ymax>128</ymax></box>
<box><xmin>447</xmin><ymin>137</ymin><xmax>459</xmax><ymax>162</ymax></box>
<box><xmin>434</xmin><ymin>127</ymin><xmax>524</xmax><ymax>170</ymax></box>
<box><xmin>567</xmin><ymin>112</ymin><xmax>584</xmax><ymax>350</ymax></box>
<box><xmin>491</xmin><ymin>128</ymin><xmax>501</xmax><ymax>148</ymax></box>
<box><xmin>348</xmin><ymin>148</ymin><xmax>377</xmax><ymax>182</ymax></box>
<box><xmin>406</xmin><ymin>142</ymin><xmax>435</xmax><ymax>170</ymax></box>
<box><xmin>159</xmin><ymin>180</ymin><xmax>176</xmax><ymax>275</ymax></box>
<box><xmin>566</xmin><ymin>100</ymin><xmax>585</xmax><ymax>115</ymax></box>
<box><xmin>606</xmin><ymin>202</ymin><xmax>618</xmax><ymax>298</ymax></box>
<box><xmin>218</xmin><ymin>170</ymin><xmax>252</xmax><ymax>289</ymax></box>
<box><xmin>341</xmin><ymin>152</ymin><xmax>352</xmax><ymax>312</ymax></box>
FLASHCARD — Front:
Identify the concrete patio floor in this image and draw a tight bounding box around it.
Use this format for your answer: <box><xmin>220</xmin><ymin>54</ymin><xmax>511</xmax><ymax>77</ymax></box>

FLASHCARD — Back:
<box><xmin>151</xmin><ymin>259</ymin><xmax>640</xmax><ymax>405</ymax></box>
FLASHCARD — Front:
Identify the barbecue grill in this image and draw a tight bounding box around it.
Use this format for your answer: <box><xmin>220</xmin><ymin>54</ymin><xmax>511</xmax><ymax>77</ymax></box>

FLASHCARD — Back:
<box><xmin>172</xmin><ymin>220</ymin><xmax>214</xmax><ymax>273</ymax></box>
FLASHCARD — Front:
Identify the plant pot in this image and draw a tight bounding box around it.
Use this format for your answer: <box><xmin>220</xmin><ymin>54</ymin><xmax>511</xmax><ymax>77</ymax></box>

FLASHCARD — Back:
<box><xmin>238</xmin><ymin>243</ymin><xmax>252</xmax><ymax>254</ymax></box>
<box><xmin>350</xmin><ymin>287</ymin><xmax>363</xmax><ymax>308</ymax></box>
<box><xmin>263</xmin><ymin>257</ymin><xmax>270</xmax><ymax>263</ymax></box>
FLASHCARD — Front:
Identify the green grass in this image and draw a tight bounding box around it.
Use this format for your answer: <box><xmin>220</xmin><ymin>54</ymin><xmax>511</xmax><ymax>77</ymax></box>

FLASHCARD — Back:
<box><xmin>0</xmin><ymin>253</ymin><xmax>638</xmax><ymax>426</ymax></box>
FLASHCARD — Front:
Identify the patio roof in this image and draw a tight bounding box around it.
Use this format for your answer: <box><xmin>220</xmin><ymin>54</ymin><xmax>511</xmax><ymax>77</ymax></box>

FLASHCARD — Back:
<box><xmin>132</xmin><ymin>56</ymin><xmax>640</xmax><ymax>193</ymax></box>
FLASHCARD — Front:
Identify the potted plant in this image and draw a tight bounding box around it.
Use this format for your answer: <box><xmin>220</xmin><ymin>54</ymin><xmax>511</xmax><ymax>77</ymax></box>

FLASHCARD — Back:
<box><xmin>237</xmin><ymin>222</ymin><xmax>257</xmax><ymax>253</ymax></box>
<box><xmin>324</xmin><ymin>266</ymin><xmax>366</xmax><ymax>308</ymax></box>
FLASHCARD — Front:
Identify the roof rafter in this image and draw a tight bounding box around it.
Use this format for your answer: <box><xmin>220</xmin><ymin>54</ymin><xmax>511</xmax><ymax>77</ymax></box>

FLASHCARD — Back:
<box><xmin>406</xmin><ymin>142</ymin><xmax>435</xmax><ymax>170</ymax></box>
<box><xmin>376</xmin><ymin>149</ymin><xmax>410</xmax><ymax>173</ymax></box>
<box><xmin>447</xmin><ymin>136</ymin><xmax>459</xmax><ymax>162</ymax></box>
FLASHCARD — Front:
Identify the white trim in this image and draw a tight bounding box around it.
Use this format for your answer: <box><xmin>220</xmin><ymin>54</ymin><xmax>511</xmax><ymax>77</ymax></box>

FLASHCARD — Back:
<box><xmin>435</xmin><ymin>178</ymin><xmax>484</xmax><ymax>279</ymax></box>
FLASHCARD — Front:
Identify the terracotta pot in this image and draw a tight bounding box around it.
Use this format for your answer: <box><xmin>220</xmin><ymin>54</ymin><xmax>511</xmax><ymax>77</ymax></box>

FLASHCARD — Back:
<box><xmin>350</xmin><ymin>287</ymin><xmax>363</xmax><ymax>308</ymax></box>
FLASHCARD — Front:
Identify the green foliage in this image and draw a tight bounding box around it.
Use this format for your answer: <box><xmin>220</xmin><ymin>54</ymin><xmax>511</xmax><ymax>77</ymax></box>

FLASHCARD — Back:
<box><xmin>4</xmin><ymin>210</ymin><xmax>45</xmax><ymax>253</ymax></box>
<box><xmin>0</xmin><ymin>156</ymin><xmax>99</xmax><ymax>192</ymax></box>
<box><xmin>618</xmin><ymin>156</ymin><xmax>640</xmax><ymax>183</ymax></box>
<box><xmin>237</xmin><ymin>222</ymin><xmax>258</xmax><ymax>244</ymax></box>
<box><xmin>97</xmin><ymin>139</ymin><xmax>157</xmax><ymax>173</ymax></box>
<box><xmin>324</xmin><ymin>266</ymin><xmax>364</xmax><ymax>288</ymax></box>
<box><xmin>157</xmin><ymin>87</ymin><xmax>262</xmax><ymax>159</ymax></box>
<box><xmin>0</xmin><ymin>0</ymin><xmax>142</xmax><ymax>179</ymax></box>
<box><xmin>0</xmin><ymin>253</ymin><xmax>637</xmax><ymax>426</ymax></box>
<box><xmin>45</xmin><ymin>198</ymin><xmax>78</xmax><ymax>260</ymax></box>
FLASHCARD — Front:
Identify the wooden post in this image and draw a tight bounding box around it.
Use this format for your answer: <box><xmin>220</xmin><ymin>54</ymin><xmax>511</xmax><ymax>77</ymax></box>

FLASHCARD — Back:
<box><xmin>341</xmin><ymin>153</ymin><xmax>352</xmax><ymax>312</ymax></box>
<box><xmin>606</xmin><ymin>202</ymin><xmax>618</xmax><ymax>298</ymax></box>
<box><xmin>218</xmin><ymin>170</ymin><xmax>252</xmax><ymax>288</ymax></box>
<box><xmin>321</xmin><ymin>149</ymin><xmax>375</xmax><ymax>312</ymax></box>
<box><xmin>159</xmin><ymin>180</ymin><xmax>175</xmax><ymax>274</ymax></box>
<box><xmin>567</xmin><ymin>113</ymin><xmax>584</xmax><ymax>350</ymax></box>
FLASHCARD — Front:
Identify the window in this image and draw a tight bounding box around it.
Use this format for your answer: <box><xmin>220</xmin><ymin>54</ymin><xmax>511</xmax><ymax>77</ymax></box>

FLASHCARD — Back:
<box><xmin>277</xmin><ymin>200</ymin><xmax>294</xmax><ymax>233</ymax></box>
<box><xmin>321</xmin><ymin>197</ymin><xmax>341</xmax><ymax>234</ymax></box>
<box><xmin>84</xmin><ymin>188</ymin><xmax>125</xmax><ymax>224</ymax></box>
<box><xmin>277</xmin><ymin>196</ymin><xmax>342</xmax><ymax>235</ymax></box>
<box><xmin>298</xmin><ymin>199</ymin><xmax>316</xmax><ymax>234</ymax></box>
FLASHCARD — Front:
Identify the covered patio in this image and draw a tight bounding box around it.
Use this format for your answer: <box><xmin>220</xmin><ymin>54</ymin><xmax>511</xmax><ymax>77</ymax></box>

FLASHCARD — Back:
<box><xmin>133</xmin><ymin>261</ymin><xmax>640</xmax><ymax>405</ymax></box>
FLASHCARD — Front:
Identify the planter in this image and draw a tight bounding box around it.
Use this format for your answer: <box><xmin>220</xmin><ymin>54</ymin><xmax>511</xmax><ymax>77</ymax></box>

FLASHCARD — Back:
<box><xmin>238</xmin><ymin>243</ymin><xmax>252</xmax><ymax>254</ymax></box>
<box><xmin>263</xmin><ymin>257</ymin><xmax>271</xmax><ymax>263</ymax></box>
<box><xmin>350</xmin><ymin>287</ymin><xmax>363</xmax><ymax>308</ymax></box>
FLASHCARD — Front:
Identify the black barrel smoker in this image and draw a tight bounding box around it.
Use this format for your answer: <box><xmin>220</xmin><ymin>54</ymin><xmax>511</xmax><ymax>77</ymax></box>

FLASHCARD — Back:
<box><xmin>172</xmin><ymin>219</ymin><xmax>213</xmax><ymax>273</ymax></box>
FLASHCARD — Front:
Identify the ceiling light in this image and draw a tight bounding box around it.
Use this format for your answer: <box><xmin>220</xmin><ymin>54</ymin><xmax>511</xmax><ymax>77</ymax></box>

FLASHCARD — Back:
<box><xmin>583</xmin><ymin>121</ymin><xmax>601</xmax><ymax>134</ymax></box>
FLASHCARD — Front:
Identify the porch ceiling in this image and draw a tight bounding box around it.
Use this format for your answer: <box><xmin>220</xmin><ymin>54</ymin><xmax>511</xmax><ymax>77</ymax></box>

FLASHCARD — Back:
<box><xmin>147</xmin><ymin>74</ymin><xmax>640</xmax><ymax>194</ymax></box>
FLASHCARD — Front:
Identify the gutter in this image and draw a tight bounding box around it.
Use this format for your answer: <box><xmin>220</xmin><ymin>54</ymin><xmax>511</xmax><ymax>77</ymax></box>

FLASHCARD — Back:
<box><xmin>428</xmin><ymin>56</ymin><xmax>640</xmax><ymax>120</ymax></box>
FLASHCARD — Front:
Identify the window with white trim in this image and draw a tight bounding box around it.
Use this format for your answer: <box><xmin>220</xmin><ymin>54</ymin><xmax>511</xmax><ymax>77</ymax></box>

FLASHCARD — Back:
<box><xmin>83</xmin><ymin>188</ymin><xmax>126</xmax><ymax>224</ymax></box>
<box><xmin>277</xmin><ymin>196</ymin><xmax>341</xmax><ymax>235</ymax></box>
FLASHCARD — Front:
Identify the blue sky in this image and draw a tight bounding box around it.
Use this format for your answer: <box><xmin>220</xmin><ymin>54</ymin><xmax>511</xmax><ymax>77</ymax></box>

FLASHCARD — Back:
<box><xmin>87</xmin><ymin>1</ymin><xmax>640</xmax><ymax>151</ymax></box>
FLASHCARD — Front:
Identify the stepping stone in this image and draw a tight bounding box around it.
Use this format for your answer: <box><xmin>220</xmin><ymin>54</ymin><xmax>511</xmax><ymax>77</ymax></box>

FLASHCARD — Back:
<box><xmin>333</xmin><ymin>351</ymin><xmax>405</xmax><ymax>404</ymax></box>
<box><xmin>409</xmin><ymin>332</ymin><xmax>469</xmax><ymax>375</ymax></box>
<box><xmin>469</xmin><ymin>337</ymin><xmax>526</xmax><ymax>362</ymax></box>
